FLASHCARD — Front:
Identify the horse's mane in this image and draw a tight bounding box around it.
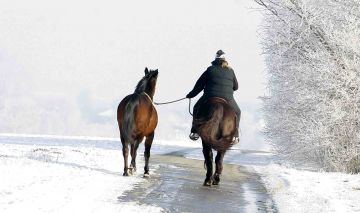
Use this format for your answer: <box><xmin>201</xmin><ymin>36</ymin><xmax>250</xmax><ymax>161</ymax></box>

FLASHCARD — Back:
<box><xmin>134</xmin><ymin>76</ymin><xmax>148</xmax><ymax>94</ymax></box>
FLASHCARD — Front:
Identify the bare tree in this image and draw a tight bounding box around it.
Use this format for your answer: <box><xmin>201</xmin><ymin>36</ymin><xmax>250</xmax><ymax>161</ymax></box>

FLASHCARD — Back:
<box><xmin>256</xmin><ymin>0</ymin><xmax>360</xmax><ymax>173</ymax></box>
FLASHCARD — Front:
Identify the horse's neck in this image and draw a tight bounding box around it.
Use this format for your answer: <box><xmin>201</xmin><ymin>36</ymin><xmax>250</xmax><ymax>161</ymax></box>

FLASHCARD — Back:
<box><xmin>144</xmin><ymin>87</ymin><xmax>155</xmax><ymax>100</ymax></box>
<box><xmin>142</xmin><ymin>91</ymin><xmax>153</xmax><ymax>103</ymax></box>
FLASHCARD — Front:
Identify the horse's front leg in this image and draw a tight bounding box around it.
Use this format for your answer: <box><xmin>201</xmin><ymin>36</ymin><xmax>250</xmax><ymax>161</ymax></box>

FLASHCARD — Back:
<box><xmin>121</xmin><ymin>138</ymin><xmax>130</xmax><ymax>176</ymax></box>
<box><xmin>202</xmin><ymin>141</ymin><xmax>213</xmax><ymax>186</ymax></box>
<box><xmin>213</xmin><ymin>150</ymin><xmax>225</xmax><ymax>185</ymax></box>
<box><xmin>129</xmin><ymin>139</ymin><xmax>141</xmax><ymax>175</ymax></box>
<box><xmin>143</xmin><ymin>132</ymin><xmax>154</xmax><ymax>177</ymax></box>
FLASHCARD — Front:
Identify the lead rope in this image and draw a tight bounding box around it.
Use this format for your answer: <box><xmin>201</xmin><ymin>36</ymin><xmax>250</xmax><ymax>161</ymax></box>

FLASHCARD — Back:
<box><xmin>153</xmin><ymin>97</ymin><xmax>193</xmax><ymax>117</ymax></box>
<box><xmin>188</xmin><ymin>98</ymin><xmax>193</xmax><ymax>116</ymax></box>
<box><xmin>154</xmin><ymin>97</ymin><xmax>187</xmax><ymax>105</ymax></box>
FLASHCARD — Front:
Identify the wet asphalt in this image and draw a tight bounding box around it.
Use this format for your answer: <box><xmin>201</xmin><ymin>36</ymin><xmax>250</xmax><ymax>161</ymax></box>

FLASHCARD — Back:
<box><xmin>118</xmin><ymin>152</ymin><xmax>277</xmax><ymax>213</ymax></box>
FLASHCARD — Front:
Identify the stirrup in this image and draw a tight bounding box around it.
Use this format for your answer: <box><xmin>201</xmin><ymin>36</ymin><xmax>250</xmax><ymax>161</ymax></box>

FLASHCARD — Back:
<box><xmin>189</xmin><ymin>133</ymin><xmax>199</xmax><ymax>141</ymax></box>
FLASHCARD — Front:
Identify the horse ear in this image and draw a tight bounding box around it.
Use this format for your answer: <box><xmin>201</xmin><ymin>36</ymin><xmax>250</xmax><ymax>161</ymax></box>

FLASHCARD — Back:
<box><xmin>144</xmin><ymin>67</ymin><xmax>149</xmax><ymax>75</ymax></box>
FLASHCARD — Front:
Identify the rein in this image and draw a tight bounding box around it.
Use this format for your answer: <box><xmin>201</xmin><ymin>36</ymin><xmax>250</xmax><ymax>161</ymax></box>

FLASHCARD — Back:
<box><xmin>153</xmin><ymin>97</ymin><xmax>193</xmax><ymax>116</ymax></box>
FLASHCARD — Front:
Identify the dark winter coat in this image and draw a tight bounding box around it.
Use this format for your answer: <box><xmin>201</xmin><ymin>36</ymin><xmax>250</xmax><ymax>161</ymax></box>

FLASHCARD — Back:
<box><xmin>186</xmin><ymin>59</ymin><xmax>238</xmax><ymax>99</ymax></box>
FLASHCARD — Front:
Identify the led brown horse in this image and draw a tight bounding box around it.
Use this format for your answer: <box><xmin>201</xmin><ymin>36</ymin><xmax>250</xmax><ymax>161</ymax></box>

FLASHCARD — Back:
<box><xmin>117</xmin><ymin>68</ymin><xmax>158</xmax><ymax>177</ymax></box>
<box><xmin>194</xmin><ymin>97</ymin><xmax>238</xmax><ymax>186</ymax></box>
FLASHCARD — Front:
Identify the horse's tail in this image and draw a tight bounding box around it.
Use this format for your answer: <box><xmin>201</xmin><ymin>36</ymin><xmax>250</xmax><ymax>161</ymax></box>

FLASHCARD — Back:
<box><xmin>121</xmin><ymin>94</ymin><xmax>139</xmax><ymax>144</ymax></box>
<box><xmin>198</xmin><ymin>103</ymin><xmax>232</xmax><ymax>151</ymax></box>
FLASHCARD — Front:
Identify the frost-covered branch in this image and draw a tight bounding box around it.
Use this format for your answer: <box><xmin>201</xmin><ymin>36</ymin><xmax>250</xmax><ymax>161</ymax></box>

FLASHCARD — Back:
<box><xmin>256</xmin><ymin>0</ymin><xmax>360</xmax><ymax>173</ymax></box>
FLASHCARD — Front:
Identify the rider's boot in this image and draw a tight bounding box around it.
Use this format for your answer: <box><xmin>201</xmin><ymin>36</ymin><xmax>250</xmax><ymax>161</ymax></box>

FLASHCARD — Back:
<box><xmin>232</xmin><ymin>128</ymin><xmax>240</xmax><ymax>145</ymax></box>
<box><xmin>189</xmin><ymin>126</ymin><xmax>199</xmax><ymax>141</ymax></box>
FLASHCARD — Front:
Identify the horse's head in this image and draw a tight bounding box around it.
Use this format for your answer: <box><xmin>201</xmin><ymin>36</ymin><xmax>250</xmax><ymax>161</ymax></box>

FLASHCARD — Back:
<box><xmin>135</xmin><ymin>67</ymin><xmax>159</xmax><ymax>96</ymax></box>
<box><xmin>144</xmin><ymin>67</ymin><xmax>158</xmax><ymax>82</ymax></box>
<box><xmin>144</xmin><ymin>67</ymin><xmax>158</xmax><ymax>91</ymax></box>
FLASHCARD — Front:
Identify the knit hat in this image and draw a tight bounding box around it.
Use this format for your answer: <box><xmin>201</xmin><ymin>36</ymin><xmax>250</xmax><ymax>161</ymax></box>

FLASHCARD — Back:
<box><xmin>215</xmin><ymin>50</ymin><xmax>225</xmax><ymax>59</ymax></box>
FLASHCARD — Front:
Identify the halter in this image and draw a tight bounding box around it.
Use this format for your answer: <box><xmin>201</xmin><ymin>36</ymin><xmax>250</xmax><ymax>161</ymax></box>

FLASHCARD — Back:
<box><xmin>142</xmin><ymin>92</ymin><xmax>153</xmax><ymax>102</ymax></box>
<box><xmin>142</xmin><ymin>92</ymin><xmax>156</xmax><ymax>108</ymax></box>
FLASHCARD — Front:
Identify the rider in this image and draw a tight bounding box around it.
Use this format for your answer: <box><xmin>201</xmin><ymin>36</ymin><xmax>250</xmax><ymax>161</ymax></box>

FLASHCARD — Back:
<box><xmin>186</xmin><ymin>50</ymin><xmax>241</xmax><ymax>143</ymax></box>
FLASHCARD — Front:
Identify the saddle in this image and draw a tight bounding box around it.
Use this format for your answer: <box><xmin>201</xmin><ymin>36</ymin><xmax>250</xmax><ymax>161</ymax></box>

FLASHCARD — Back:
<box><xmin>205</xmin><ymin>97</ymin><xmax>228</xmax><ymax>104</ymax></box>
<box><xmin>193</xmin><ymin>97</ymin><xmax>229</xmax><ymax>120</ymax></box>
<box><xmin>202</xmin><ymin>97</ymin><xmax>237</xmax><ymax>120</ymax></box>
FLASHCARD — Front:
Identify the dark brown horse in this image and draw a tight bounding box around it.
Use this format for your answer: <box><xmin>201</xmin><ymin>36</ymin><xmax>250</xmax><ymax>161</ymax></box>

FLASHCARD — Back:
<box><xmin>117</xmin><ymin>67</ymin><xmax>158</xmax><ymax>177</ymax></box>
<box><xmin>194</xmin><ymin>97</ymin><xmax>238</xmax><ymax>186</ymax></box>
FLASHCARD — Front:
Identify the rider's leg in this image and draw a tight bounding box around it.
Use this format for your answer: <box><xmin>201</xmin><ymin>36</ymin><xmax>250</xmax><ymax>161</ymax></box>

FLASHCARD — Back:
<box><xmin>189</xmin><ymin>96</ymin><xmax>205</xmax><ymax>140</ymax></box>
<box><xmin>191</xmin><ymin>96</ymin><xmax>205</xmax><ymax>133</ymax></box>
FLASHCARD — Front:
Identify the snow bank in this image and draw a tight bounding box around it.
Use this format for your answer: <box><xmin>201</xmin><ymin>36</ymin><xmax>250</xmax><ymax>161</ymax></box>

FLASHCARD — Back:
<box><xmin>253</xmin><ymin>164</ymin><xmax>360</xmax><ymax>213</ymax></box>
<box><xmin>0</xmin><ymin>143</ymin><xmax>163</xmax><ymax>213</ymax></box>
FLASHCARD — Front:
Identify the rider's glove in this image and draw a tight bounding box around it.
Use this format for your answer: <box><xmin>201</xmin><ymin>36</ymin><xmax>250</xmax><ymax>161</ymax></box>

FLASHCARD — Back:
<box><xmin>186</xmin><ymin>93</ymin><xmax>193</xmax><ymax>99</ymax></box>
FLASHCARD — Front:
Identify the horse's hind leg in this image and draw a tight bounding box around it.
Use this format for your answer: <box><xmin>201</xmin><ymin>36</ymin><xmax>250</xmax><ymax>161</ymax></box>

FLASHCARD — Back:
<box><xmin>213</xmin><ymin>151</ymin><xmax>225</xmax><ymax>185</ymax></box>
<box><xmin>143</xmin><ymin>132</ymin><xmax>154</xmax><ymax>177</ymax></box>
<box><xmin>202</xmin><ymin>141</ymin><xmax>213</xmax><ymax>186</ymax></box>
<box><xmin>121</xmin><ymin>138</ymin><xmax>130</xmax><ymax>176</ymax></box>
<box><xmin>129</xmin><ymin>139</ymin><xmax>141</xmax><ymax>175</ymax></box>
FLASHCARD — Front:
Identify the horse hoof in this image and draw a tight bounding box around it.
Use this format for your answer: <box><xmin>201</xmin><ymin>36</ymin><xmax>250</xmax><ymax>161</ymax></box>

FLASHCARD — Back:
<box><xmin>212</xmin><ymin>174</ymin><xmax>220</xmax><ymax>185</ymax></box>
<box><xmin>143</xmin><ymin>173</ymin><xmax>150</xmax><ymax>178</ymax></box>
<box><xmin>212</xmin><ymin>181</ymin><xmax>219</xmax><ymax>185</ymax></box>
<box><xmin>123</xmin><ymin>172</ymin><xmax>129</xmax><ymax>176</ymax></box>
<box><xmin>129</xmin><ymin>166</ymin><xmax>137</xmax><ymax>173</ymax></box>
<box><xmin>203</xmin><ymin>179</ymin><xmax>212</xmax><ymax>186</ymax></box>
<box><xmin>128</xmin><ymin>168</ymin><xmax>136</xmax><ymax>176</ymax></box>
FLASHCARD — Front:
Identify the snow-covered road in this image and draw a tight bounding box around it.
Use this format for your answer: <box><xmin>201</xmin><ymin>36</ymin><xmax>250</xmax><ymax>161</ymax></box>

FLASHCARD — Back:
<box><xmin>120</xmin><ymin>154</ymin><xmax>276</xmax><ymax>213</ymax></box>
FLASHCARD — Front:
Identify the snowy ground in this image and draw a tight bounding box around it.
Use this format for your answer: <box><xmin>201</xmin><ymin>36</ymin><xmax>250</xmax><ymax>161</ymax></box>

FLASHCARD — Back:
<box><xmin>253</xmin><ymin>164</ymin><xmax>360</xmax><ymax>213</ymax></box>
<box><xmin>0</xmin><ymin>134</ymin><xmax>359</xmax><ymax>212</ymax></box>
<box><xmin>0</xmin><ymin>136</ymin><xmax>163</xmax><ymax>213</ymax></box>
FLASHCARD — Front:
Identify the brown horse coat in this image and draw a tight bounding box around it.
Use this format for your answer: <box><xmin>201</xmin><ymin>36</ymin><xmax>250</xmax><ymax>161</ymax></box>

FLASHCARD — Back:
<box><xmin>196</xmin><ymin>97</ymin><xmax>237</xmax><ymax>151</ymax></box>
<box><xmin>117</xmin><ymin>94</ymin><xmax>158</xmax><ymax>140</ymax></box>
<box><xmin>117</xmin><ymin>68</ymin><xmax>158</xmax><ymax>176</ymax></box>
<box><xmin>194</xmin><ymin>97</ymin><xmax>238</xmax><ymax>186</ymax></box>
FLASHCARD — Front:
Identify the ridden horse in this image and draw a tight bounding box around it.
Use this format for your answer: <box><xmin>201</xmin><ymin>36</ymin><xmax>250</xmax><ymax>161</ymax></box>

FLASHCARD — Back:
<box><xmin>117</xmin><ymin>67</ymin><xmax>158</xmax><ymax>177</ymax></box>
<box><xmin>194</xmin><ymin>97</ymin><xmax>238</xmax><ymax>186</ymax></box>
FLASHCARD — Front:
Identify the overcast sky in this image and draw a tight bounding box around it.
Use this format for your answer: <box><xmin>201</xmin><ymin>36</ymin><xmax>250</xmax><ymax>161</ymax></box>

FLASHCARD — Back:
<box><xmin>0</xmin><ymin>0</ymin><xmax>268</xmax><ymax>150</ymax></box>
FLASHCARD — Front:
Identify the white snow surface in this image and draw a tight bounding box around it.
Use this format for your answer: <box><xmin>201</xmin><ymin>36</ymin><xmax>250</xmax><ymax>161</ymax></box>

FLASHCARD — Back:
<box><xmin>253</xmin><ymin>164</ymin><xmax>360</xmax><ymax>213</ymax></box>
<box><xmin>0</xmin><ymin>136</ymin><xmax>163</xmax><ymax>213</ymax></box>
<box><xmin>1</xmin><ymin>134</ymin><xmax>360</xmax><ymax>213</ymax></box>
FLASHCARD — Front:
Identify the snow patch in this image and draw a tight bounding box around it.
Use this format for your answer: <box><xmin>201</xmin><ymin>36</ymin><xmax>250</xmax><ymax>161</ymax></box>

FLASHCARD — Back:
<box><xmin>253</xmin><ymin>164</ymin><xmax>360</xmax><ymax>213</ymax></box>
<box><xmin>0</xmin><ymin>143</ymin><xmax>163</xmax><ymax>213</ymax></box>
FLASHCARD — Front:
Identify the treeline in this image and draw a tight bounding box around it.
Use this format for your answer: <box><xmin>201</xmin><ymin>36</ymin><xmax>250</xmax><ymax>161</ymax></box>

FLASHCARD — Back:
<box><xmin>255</xmin><ymin>0</ymin><xmax>360</xmax><ymax>173</ymax></box>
